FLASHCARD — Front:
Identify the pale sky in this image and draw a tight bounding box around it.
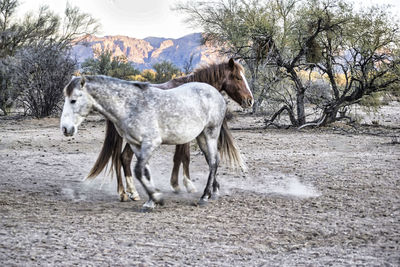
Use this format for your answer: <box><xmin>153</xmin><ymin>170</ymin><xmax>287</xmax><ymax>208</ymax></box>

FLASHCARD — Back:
<box><xmin>16</xmin><ymin>0</ymin><xmax>400</xmax><ymax>39</ymax></box>
<box><xmin>17</xmin><ymin>0</ymin><xmax>197</xmax><ymax>39</ymax></box>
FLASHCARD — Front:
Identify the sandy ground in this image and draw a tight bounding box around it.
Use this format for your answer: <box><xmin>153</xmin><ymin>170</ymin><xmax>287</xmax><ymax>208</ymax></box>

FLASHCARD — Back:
<box><xmin>0</xmin><ymin>107</ymin><xmax>399</xmax><ymax>266</ymax></box>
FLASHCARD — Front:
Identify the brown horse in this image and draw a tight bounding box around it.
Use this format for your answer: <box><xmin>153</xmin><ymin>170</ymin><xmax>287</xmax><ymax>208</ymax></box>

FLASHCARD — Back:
<box><xmin>86</xmin><ymin>58</ymin><xmax>253</xmax><ymax>201</ymax></box>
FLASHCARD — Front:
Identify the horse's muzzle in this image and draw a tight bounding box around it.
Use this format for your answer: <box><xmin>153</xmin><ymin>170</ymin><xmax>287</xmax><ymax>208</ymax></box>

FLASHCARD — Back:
<box><xmin>62</xmin><ymin>125</ymin><xmax>75</xmax><ymax>136</ymax></box>
<box><xmin>242</xmin><ymin>97</ymin><xmax>254</xmax><ymax>108</ymax></box>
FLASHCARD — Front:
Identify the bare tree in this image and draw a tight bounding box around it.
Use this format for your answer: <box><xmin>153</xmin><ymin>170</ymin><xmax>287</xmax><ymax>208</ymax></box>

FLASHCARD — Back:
<box><xmin>177</xmin><ymin>0</ymin><xmax>399</xmax><ymax>128</ymax></box>
<box><xmin>176</xmin><ymin>0</ymin><xmax>336</xmax><ymax>125</ymax></box>
<box><xmin>0</xmin><ymin>1</ymin><xmax>59</xmax><ymax>114</ymax></box>
<box><xmin>176</xmin><ymin>0</ymin><xmax>276</xmax><ymax>113</ymax></box>
<box><xmin>58</xmin><ymin>3</ymin><xmax>100</xmax><ymax>48</ymax></box>
<box><xmin>183</xmin><ymin>53</ymin><xmax>195</xmax><ymax>75</ymax></box>
<box><xmin>311</xmin><ymin>5</ymin><xmax>400</xmax><ymax>126</ymax></box>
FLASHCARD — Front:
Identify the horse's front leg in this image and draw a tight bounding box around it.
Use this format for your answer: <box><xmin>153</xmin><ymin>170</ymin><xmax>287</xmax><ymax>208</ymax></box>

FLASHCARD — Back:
<box><xmin>170</xmin><ymin>144</ymin><xmax>197</xmax><ymax>193</ymax></box>
<box><xmin>131</xmin><ymin>141</ymin><xmax>163</xmax><ymax>210</ymax></box>
<box><xmin>181</xmin><ymin>143</ymin><xmax>197</xmax><ymax>193</ymax></box>
<box><xmin>211</xmin><ymin>178</ymin><xmax>220</xmax><ymax>200</ymax></box>
<box><xmin>121</xmin><ymin>144</ymin><xmax>140</xmax><ymax>201</ymax></box>
<box><xmin>170</xmin><ymin>145</ymin><xmax>183</xmax><ymax>193</ymax></box>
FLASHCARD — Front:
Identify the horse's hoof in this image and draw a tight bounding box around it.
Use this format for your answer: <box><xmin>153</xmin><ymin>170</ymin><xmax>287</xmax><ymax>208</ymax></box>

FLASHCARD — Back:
<box><xmin>185</xmin><ymin>181</ymin><xmax>197</xmax><ymax>194</ymax></box>
<box><xmin>187</xmin><ymin>187</ymin><xmax>197</xmax><ymax>194</ymax></box>
<box><xmin>128</xmin><ymin>192</ymin><xmax>141</xmax><ymax>201</ymax></box>
<box><xmin>140</xmin><ymin>206</ymin><xmax>154</xmax><ymax>213</ymax></box>
<box><xmin>198</xmin><ymin>198</ymin><xmax>208</xmax><ymax>206</ymax></box>
<box><xmin>142</xmin><ymin>200</ymin><xmax>156</xmax><ymax>211</ymax></box>
<box><xmin>120</xmin><ymin>193</ymin><xmax>130</xmax><ymax>202</ymax></box>
<box><xmin>210</xmin><ymin>194</ymin><xmax>219</xmax><ymax>200</ymax></box>
<box><xmin>211</xmin><ymin>189</ymin><xmax>220</xmax><ymax>200</ymax></box>
<box><xmin>171</xmin><ymin>185</ymin><xmax>181</xmax><ymax>194</ymax></box>
<box><xmin>157</xmin><ymin>198</ymin><xmax>165</xmax><ymax>206</ymax></box>
<box><xmin>153</xmin><ymin>192</ymin><xmax>164</xmax><ymax>206</ymax></box>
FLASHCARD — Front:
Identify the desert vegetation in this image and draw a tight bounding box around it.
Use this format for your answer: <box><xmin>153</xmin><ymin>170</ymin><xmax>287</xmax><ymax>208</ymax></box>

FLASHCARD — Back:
<box><xmin>1</xmin><ymin>0</ymin><xmax>399</xmax><ymax>128</ymax></box>
<box><xmin>80</xmin><ymin>50</ymin><xmax>182</xmax><ymax>84</ymax></box>
<box><xmin>177</xmin><ymin>0</ymin><xmax>400</xmax><ymax>127</ymax></box>
<box><xmin>0</xmin><ymin>0</ymin><xmax>98</xmax><ymax>118</ymax></box>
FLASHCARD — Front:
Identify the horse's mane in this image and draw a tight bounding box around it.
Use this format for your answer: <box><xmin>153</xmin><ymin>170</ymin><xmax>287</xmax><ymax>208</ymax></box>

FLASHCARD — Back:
<box><xmin>65</xmin><ymin>75</ymin><xmax>149</xmax><ymax>97</ymax></box>
<box><xmin>174</xmin><ymin>60</ymin><xmax>244</xmax><ymax>87</ymax></box>
<box><xmin>86</xmin><ymin>75</ymin><xmax>149</xmax><ymax>89</ymax></box>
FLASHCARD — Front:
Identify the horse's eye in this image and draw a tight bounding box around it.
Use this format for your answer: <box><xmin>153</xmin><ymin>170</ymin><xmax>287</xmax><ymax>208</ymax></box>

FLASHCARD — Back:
<box><xmin>70</xmin><ymin>100</ymin><xmax>77</xmax><ymax>104</ymax></box>
<box><xmin>236</xmin><ymin>76</ymin><xmax>242</xmax><ymax>80</ymax></box>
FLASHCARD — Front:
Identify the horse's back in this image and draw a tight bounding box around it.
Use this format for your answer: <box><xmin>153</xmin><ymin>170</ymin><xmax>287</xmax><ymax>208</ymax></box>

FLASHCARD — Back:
<box><xmin>173</xmin><ymin>82</ymin><xmax>225</xmax><ymax>108</ymax></box>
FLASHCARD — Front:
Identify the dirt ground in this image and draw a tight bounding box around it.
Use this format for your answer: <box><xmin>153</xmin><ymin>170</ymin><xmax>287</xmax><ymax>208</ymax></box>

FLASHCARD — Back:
<box><xmin>0</xmin><ymin>106</ymin><xmax>399</xmax><ymax>266</ymax></box>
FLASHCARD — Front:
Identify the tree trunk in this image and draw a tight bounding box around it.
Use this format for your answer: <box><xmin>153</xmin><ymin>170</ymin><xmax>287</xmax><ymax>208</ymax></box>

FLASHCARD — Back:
<box><xmin>252</xmin><ymin>99</ymin><xmax>260</xmax><ymax>114</ymax></box>
<box><xmin>296</xmin><ymin>90</ymin><xmax>306</xmax><ymax>126</ymax></box>
<box><xmin>265</xmin><ymin>105</ymin><xmax>297</xmax><ymax>127</ymax></box>
<box><xmin>320</xmin><ymin>104</ymin><xmax>340</xmax><ymax>126</ymax></box>
<box><xmin>246</xmin><ymin>62</ymin><xmax>259</xmax><ymax>114</ymax></box>
<box><xmin>283</xmin><ymin>66</ymin><xmax>307</xmax><ymax>126</ymax></box>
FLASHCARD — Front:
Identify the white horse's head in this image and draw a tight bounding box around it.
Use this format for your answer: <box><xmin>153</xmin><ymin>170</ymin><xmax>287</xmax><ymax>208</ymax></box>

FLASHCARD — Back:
<box><xmin>60</xmin><ymin>76</ymin><xmax>92</xmax><ymax>136</ymax></box>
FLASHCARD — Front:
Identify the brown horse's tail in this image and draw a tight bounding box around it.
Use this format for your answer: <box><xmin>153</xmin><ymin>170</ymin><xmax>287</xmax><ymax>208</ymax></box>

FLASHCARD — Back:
<box><xmin>86</xmin><ymin>120</ymin><xmax>123</xmax><ymax>179</ymax></box>
<box><xmin>218</xmin><ymin>118</ymin><xmax>247</xmax><ymax>172</ymax></box>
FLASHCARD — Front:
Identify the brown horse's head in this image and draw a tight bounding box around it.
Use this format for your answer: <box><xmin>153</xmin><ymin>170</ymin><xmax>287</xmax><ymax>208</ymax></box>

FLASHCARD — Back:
<box><xmin>190</xmin><ymin>58</ymin><xmax>254</xmax><ymax>108</ymax></box>
<box><xmin>221</xmin><ymin>58</ymin><xmax>254</xmax><ymax>108</ymax></box>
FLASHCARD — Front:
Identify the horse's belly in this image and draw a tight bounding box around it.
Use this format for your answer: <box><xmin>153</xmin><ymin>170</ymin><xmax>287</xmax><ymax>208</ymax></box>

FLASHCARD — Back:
<box><xmin>160</xmin><ymin>123</ymin><xmax>204</xmax><ymax>145</ymax></box>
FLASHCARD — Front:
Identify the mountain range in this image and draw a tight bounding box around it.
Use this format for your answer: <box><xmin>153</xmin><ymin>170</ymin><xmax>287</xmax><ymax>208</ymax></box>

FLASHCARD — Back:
<box><xmin>72</xmin><ymin>33</ymin><xmax>221</xmax><ymax>71</ymax></box>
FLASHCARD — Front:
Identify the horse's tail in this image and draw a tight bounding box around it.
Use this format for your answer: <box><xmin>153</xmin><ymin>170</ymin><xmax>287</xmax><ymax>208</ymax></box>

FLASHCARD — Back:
<box><xmin>87</xmin><ymin>120</ymin><xmax>123</xmax><ymax>179</ymax></box>
<box><xmin>218</xmin><ymin>118</ymin><xmax>247</xmax><ymax>172</ymax></box>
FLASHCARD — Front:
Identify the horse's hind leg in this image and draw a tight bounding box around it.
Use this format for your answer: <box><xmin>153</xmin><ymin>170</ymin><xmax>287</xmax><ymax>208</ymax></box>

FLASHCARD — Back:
<box><xmin>196</xmin><ymin>132</ymin><xmax>219</xmax><ymax>205</ymax></box>
<box><xmin>121</xmin><ymin>144</ymin><xmax>140</xmax><ymax>201</ymax></box>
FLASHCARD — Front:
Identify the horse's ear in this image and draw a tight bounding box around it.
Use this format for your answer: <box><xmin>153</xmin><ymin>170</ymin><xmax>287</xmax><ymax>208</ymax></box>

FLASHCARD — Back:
<box><xmin>228</xmin><ymin>58</ymin><xmax>235</xmax><ymax>70</ymax></box>
<box><xmin>80</xmin><ymin>76</ymin><xmax>86</xmax><ymax>88</ymax></box>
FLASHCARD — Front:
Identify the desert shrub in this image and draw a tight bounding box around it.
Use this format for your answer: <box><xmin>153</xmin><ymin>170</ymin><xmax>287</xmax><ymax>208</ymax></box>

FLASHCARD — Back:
<box><xmin>153</xmin><ymin>61</ymin><xmax>181</xmax><ymax>83</ymax></box>
<box><xmin>10</xmin><ymin>42</ymin><xmax>76</xmax><ymax>118</ymax></box>
<box><xmin>81</xmin><ymin>49</ymin><xmax>139</xmax><ymax>79</ymax></box>
<box><xmin>0</xmin><ymin>62</ymin><xmax>15</xmax><ymax>115</ymax></box>
<box><xmin>305</xmin><ymin>79</ymin><xmax>332</xmax><ymax>105</ymax></box>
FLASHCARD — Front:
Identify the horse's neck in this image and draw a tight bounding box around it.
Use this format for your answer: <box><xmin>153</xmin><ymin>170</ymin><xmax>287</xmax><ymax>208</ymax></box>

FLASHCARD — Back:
<box><xmin>86</xmin><ymin>80</ymin><xmax>140</xmax><ymax>122</ymax></box>
<box><xmin>153</xmin><ymin>65</ymin><xmax>225</xmax><ymax>91</ymax></box>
